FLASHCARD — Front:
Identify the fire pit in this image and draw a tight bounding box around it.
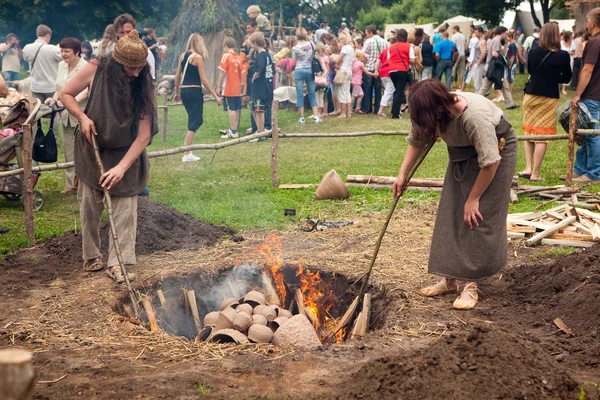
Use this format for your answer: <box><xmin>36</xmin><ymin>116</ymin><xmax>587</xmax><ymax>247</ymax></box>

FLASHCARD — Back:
<box><xmin>116</xmin><ymin>235</ymin><xmax>388</xmax><ymax>347</ymax></box>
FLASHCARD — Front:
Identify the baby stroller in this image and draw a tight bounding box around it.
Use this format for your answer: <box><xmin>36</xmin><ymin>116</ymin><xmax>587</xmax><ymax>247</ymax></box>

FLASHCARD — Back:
<box><xmin>0</xmin><ymin>99</ymin><xmax>62</xmax><ymax>211</ymax></box>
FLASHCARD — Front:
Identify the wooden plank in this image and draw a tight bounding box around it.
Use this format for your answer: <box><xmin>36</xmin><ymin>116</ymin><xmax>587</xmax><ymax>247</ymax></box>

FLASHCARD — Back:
<box><xmin>572</xmin><ymin>221</ymin><xmax>592</xmax><ymax>234</ymax></box>
<box><xmin>546</xmin><ymin>211</ymin><xmax>566</xmax><ymax>220</ymax></box>
<box><xmin>526</xmin><ymin>216</ymin><xmax>577</xmax><ymax>246</ymax></box>
<box><xmin>507</xmin><ymin>219</ymin><xmax>554</xmax><ymax>230</ymax></box>
<box><xmin>508</xmin><ymin>231</ymin><xmax>526</xmax><ymax>238</ymax></box>
<box><xmin>592</xmin><ymin>223</ymin><xmax>600</xmax><ymax>240</ymax></box>
<box><xmin>507</xmin><ymin>225</ymin><xmax>537</xmax><ymax>233</ymax></box>
<box><xmin>550</xmin><ymin>232</ymin><xmax>595</xmax><ymax>241</ymax></box>
<box><xmin>510</xmin><ymin>189</ymin><xmax>519</xmax><ymax>204</ymax></box>
<box><xmin>507</xmin><ymin>211</ymin><xmax>543</xmax><ymax>220</ymax></box>
<box><xmin>574</xmin><ymin>208</ymin><xmax>600</xmax><ymax>222</ymax></box>
<box><xmin>541</xmin><ymin>238</ymin><xmax>593</xmax><ymax>248</ymax></box>
<box><xmin>279</xmin><ymin>184</ymin><xmax>317</xmax><ymax>189</ymax></box>
<box><xmin>346</xmin><ymin>175</ymin><xmax>444</xmax><ymax>187</ymax></box>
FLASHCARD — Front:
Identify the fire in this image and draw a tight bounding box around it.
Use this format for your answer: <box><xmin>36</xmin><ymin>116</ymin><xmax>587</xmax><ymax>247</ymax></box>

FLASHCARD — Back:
<box><xmin>295</xmin><ymin>264</ymin><xmax>336</xmax><ymax>326</ymax></box>
<box><xmin>250</xmin><ymin>233</ymin><xmax>287</xmax><ymax>303</ymax></box>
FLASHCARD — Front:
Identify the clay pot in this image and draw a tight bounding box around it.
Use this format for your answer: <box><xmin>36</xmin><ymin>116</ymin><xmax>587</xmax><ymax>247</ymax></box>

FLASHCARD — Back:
<box><xmin>271</xmin><ymin>305</ymin><xmax>281</xmax><ymax>316</ymax></box>
<box><xmin>268</xmin><ymin>316</ymin><xmax>289</xmax><ymax>332</ymax></box>
<box><xmin>253</xmin><ymin>304</ymin><xmax>267</xmax><ymax>315</ymax></box>
<box><xmin>278</xmin><ymin>309</ymin><xmax>293</xmax><ymax>319</ymax></box>
<box><xmin>236</xmin><ymin>303</ymin><xmax>253</xmax><ymax>316</ymax></box>
<box><xmin>203</xmin><ymin>311</ymin><xmax>219</xmax><ymax>327</ymax></box>
<box><xmin>248</xmin><ymin>324</ymin><xmax>274</xmax><ymax>344</ymax></box>
<box><xmin>233</xmin><ymin>312</ymin><xmax>252</xmax><ymax>333</ymax></box>
<box><xmin>252</xmin><ymin>314</ymin><xmax>268</xmax><ymax>326</ymax></box>
<box><xmin>219</xmin><ymin>297</ymin><xmax>239</xmax><ymax>311</ymax></box>
<box><xmin>259</xmin><ymin>305</ymin><xmax>277</xmax><ymax>322</ymax></box>
<box><xmin>196</xmin><ymin>325</ymin><xmax>214</xmax><ymax>342</ymax></box>
<box><xmin>215</xmin><ymin>307</ymin><xmax>237</xmax><ymax>330</ymax></box>
<box><xmin>209</xmin><ymin>328</ymin><xmax>249</xmax><ymax>344</ymax></box>
<box><xmin>244</xmin><ymin>291</ymin><xmax>266</xmax><ymax>308</ymax></box>
<box><xmin>272</xmin><ymin>314</ymin><xmax>322</xmax><ymax>349</ymax></box>
<box><xmin>315</xmin><ymin>169</ymin><xmax>349</xmax><ymax>200</ymax></box>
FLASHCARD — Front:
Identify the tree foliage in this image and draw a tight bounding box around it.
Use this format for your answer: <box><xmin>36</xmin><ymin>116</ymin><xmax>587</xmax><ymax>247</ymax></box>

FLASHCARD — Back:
<box><xmin>0</xmin><ymin>0</ymin><xmax>181</xmax><ymax>43</ymax></box>
<box><xmin>355</xmin><ymin>0</ymin><xmax>462</xmax><ymax>29</ymax></box>
<box><xmin>460</xmin><ymin>0</ymin><xmax>512</xmax><ymax>27</ymax></box>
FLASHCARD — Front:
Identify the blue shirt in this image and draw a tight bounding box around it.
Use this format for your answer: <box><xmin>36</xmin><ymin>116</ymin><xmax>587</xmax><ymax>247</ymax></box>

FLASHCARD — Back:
<box><xmin>434</xmin><ymin>39</ymin><xmax>455</xmax><ymax>60</ymax></box>
<box><xmin>432</xmin><ymin>33</ymin><xmax>442</xmax><ymax>46</ymax></box>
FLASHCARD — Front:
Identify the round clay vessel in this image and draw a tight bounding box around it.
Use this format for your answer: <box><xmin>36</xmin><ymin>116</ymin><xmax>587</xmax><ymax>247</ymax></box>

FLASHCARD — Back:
<box><xmin>259</xmin><ymin>305</ymin><xmax>277</xmax><ymax>322</ymax></box>
<box><xmin>244</xmin><ymin>290</ymin><xmax>266</xmax><ymax>307</ymax></box>
<box><xmin>248</xmin><ymin>324</ymin><xmax>274</xmax><ymax>344</ymax></box>
<box><xmin>233</xmin><ymin>312</ymin><xmax>252</xmax><ymax>332</ymax></box>
<box><xmin>209</xmin><ymin>328</ymin><xmax>249</xmax><ymax>344</ymax></box>
<box><xmin>215</xmin><ymin>307</ymin><xmax>236</xmax><ymax>330</ymax></box>
<box><xmin>236</xmin><ymin>303</ymin><xmax>253</xmax><ymax>316</ymax></box>
<box><xmin>252</xmin><ymin>314</ymin><xmax>268</xmax><ymax>326</ymax></box>
<box><xmin>203</xmin><ymin>311</ymin><xmax>219</xmax><ymax>327</ymax></box>
<box><xmin>278</xmin><ymin>309</ymin><xmax>293</xmax><ymax>319</ymax></box>
<box><xmin>197</xmin><ymin>325</ymin><xmax>214</xmax><ymax>342</ymax></box>
<box><xmin>219</xmin><ymin>297</ymin><xmax>239</xmax><ymax>311</ymax></box>
<box><xmin>253</xmin><ymin>304</ymin><xmax>267</xmax><ymax>315</ymax></box>
<box><xmin>268</xmin><ymin>316</ymin><xmax>289</xmax><ymax>332</ymax></box>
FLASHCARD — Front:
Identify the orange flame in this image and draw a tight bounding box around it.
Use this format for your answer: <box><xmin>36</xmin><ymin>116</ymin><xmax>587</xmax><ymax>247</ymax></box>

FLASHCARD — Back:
<box><xmin>251</xmin><ymin>233</ymin><xmax>287</xmax><ymax>303</ymax></box>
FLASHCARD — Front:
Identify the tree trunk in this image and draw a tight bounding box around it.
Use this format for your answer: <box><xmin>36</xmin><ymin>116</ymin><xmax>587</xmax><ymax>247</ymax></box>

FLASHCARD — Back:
<box><xmin>529</xmin><ymin>0</ymin><xmax>542</xmax><ymax>28</ymax></box>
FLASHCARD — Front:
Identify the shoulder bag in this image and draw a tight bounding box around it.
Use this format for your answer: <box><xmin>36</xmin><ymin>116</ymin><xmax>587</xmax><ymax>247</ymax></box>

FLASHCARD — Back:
<box><xmin>309</xmin><ymin>43</ymin><xmax>323</xmax><ymax>75</ymax></box>
<box><xmin>29</xmin><ymin>43</ymin><xmax>45</xmax><ymax>73</ymax></box>
<box><xmin>32</xmin><ymin>110</ymin><xmax>58</xmax><ymax>163</ymax></box>
<box><xmin>523</xmin><ymin>50</ymin><xmax>552</xmax><ymax>93</ymax></box>
<box><xmin>395</xmin><ymin>44</ymin><xmax>414</xmax><ymax>84</ymax></box>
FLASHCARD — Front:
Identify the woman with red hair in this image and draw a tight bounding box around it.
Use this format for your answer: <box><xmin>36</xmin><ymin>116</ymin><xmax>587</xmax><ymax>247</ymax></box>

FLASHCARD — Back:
<box><xmin>392</xmin><ymin>80</ymin><xmax>517</xmax><ymax>310</ymax></box>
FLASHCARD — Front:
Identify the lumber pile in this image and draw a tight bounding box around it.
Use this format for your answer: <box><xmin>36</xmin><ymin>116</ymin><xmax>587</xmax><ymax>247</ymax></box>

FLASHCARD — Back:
<box><xmin>507</xmin><ymin>204</ymin><xmax>600</xmax><ymax>247</ymax></box>
<box><xmin>513</xmin><ymin>184</ymin><xmax>600</xmax><ymax>210</ymax></box>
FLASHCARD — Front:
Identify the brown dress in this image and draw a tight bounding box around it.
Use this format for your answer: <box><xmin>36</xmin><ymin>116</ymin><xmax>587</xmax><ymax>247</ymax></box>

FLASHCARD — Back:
<box><xmin>74</xmin><ymin>63</ymin><xmax>149</xmax><ymax>197</ymax></box>
<box><xmin>407</xmin><ymin>92</ymin><xmax>517</xmax><ymax>280</ymax></box>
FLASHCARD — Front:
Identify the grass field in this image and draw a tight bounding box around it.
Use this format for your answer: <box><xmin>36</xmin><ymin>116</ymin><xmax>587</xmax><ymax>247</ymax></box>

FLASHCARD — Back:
<box><xmin>1</xmin><ymin>74</ymin><xmax>596</xmax><ymax>254</ymax></box>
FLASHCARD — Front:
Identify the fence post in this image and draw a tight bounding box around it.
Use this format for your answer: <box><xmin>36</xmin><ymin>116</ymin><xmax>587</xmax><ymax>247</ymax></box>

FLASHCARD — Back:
<box><xmin>162</xmin><ymin>93</ymin><xmax>168</xmax><ymax>142</ymax></box>
<box><xmin>566</xmin><ymin>106</ymin><xmax>577</xmax><ymax>188</ymax></box>
<box><xmin>22</xmin><ymin>124</ymin><xmax>35</xmax><ymax>244</ymax></box>
<box><xmin>270</xmin><ymin>101</ymin><xmax>279</xmax><ymax>188</ymax></box>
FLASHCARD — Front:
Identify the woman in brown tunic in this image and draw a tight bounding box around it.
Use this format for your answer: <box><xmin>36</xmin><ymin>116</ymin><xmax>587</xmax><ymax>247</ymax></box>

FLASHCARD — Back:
<box><xmin>392</xmin><ymin>80</ymin><xmax>517</xmax><ymax>310</ymax></box>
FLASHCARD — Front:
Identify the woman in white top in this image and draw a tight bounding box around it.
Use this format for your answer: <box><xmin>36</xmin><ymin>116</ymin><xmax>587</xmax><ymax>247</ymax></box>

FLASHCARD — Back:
<box><xmin>46</xmin><ymin>37</ymin><xmax>88</xmax><ymax>194</ymax></box>
<box><xmin>98</xmin><ymin>24</ymin><xmax>117</xmax><ymax>57</ymax></box>
<box><xmin>336</xmin><ymin>32</ymin><xmax>355</xmax><ymax>118</ymax></box>
<box><xmin>560</xmin><ymin>31</ymin><xmax>575</xmax><ymax>95</ymax></box>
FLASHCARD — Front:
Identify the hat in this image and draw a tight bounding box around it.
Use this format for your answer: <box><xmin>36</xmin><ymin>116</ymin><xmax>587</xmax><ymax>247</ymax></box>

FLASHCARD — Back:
<box><xmin>517</xmin><ymin>26</ymin><xmax>523</xmax><ymax>31</ymax></box>
<box><xmin>113</xmin><ymin>30</ymin><xmax>148</xmax><ymax>69</ymax></box>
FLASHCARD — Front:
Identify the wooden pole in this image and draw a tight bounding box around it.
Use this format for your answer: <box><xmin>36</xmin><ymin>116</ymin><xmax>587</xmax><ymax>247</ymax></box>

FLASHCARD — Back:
<box><xmin>271</xmin><ymin>100</ymin><xmax>279</xmax><ymax>187</ymax></box>
<box><xmin>162</xmin><ymin>93</ymin><xmax>168</xmax><ymax>142</ymax></box>
<box><xmin>566</xmin><ymin>106</ymin><xmax>578</xmax><ymax>187</ymax></box>
<box><xmin>295</xmin><ymin>289</ymin><xmax>319</xmax><ymax>329</ymax></box>
<box><xmin>90</xmin><ymin>135</ymin><xmax>140</xmax><ymax>318</ymax></box>
<box><xmin>0</xmin><ymin>349</ymin><xmax>34</xmax><ymax>400</ymax></box>
<box><xmin>142</xmin><ymin>297</ymin><xmax>158</xmax><ymax>332</ymax></box>
<box><xmin>22</xmin><ymin>124</ymin><xmax>34</xmax><ymax>244</ymax></box>
<box><xmin>186</xmin><ymin>289</ymin><xmax>203</xmax><ymax>335</ymax></box>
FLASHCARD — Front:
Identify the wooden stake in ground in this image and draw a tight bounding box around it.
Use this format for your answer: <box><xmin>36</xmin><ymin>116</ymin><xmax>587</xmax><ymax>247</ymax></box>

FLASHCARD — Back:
<box><xmin>295</xmin><ymin>289</ymin><xmax>319</xmax><ymax>329</ymax></box>
<box><xmin>261</xmin><ymin>271</ymin><xmax>281</xmax><ymax>305</ymax></box>
<box><xmin>186</xmin><ymin>289</ymin><xmax>203</xmax><ymax>335</ymax></box>
<box><xmin>141</xmin><ymin>297</ymin><xmax>158</xmax><ymax>332</ymax></box>
<box><xmin>350</xmin><ymin>293</ymin><xmax>372</xmax><ymax>339</ymax></box>
<box><xmin>161</xmin><ymin>93</ymin><xmax>168</xmax><ymax>142</ymax></box>
<box><xmin>22</xmin><ymin>124</ymin><xmax>34</xmax><ymax>244</ymax></box>
<box><xmin>0</xmin><ymin>348</ymin><xmax>34</xmax><ymax>400</ymax></box>
<box><xmin>90</xmin><ymin>134</ymin><xmax>139</xmax><ymax>318</ymax></box>
<box><xmin>566</xmin><ymin>105</ymin><xmax>577</xmax><ymax>187</ymax></box>
<box><xmin>270</xmin><ymin>100</ymin><xmax>279</xmax><ymax>187</ymax></box>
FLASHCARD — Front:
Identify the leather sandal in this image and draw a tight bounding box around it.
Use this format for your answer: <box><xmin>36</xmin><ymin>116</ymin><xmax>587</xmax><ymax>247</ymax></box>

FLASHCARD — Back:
<box><xmin>83</xmin><ymin>257</ymin><xmax>103</xmax><ymax>272</ymax></box>
<box><xmin>419</xmin><ymin>279</ymin><xmax>459</xmax><ymax>297</ymax></box>
<box><xmin>453</xmin><ymin>283</ymin><xmax>479</xmax><ymax>310</ymax></box>
<box><xmin>105</xmin><ymin>266</ymin><xmax>136</xmax><ymax>284</ymax></box>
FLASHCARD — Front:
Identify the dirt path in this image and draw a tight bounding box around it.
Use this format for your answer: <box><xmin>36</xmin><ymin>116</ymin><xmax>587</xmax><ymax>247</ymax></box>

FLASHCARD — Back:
<box><xmin>1</xmin><ymin>200</ymin><xmax>598</xmax><ymax>399</ymax></box>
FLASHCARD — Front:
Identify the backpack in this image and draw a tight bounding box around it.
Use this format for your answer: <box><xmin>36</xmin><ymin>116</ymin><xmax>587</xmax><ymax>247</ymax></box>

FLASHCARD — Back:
<box><xmin>531</xmin><ymin>37</ymin><xmax>539</xmax><ymax>50</ymax></box>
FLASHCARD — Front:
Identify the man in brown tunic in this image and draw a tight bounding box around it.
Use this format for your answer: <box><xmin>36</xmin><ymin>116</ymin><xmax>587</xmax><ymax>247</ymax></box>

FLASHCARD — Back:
<box><xmin>60</xmin><ymin>31</ymin><xmax>156</xmax><ymax>283</ymax></box>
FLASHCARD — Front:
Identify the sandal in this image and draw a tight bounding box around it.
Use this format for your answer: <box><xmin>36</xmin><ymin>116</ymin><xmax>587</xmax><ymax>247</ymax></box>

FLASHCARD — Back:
<box><xmin>83</xmin><ymin>257</ymin><xmax>103</xmax><ymax>272</ymax></box>
<box><xmin>529</xmin><ymin>176</ymin><xmax>544</xmax><ymax>182</ymax></box>
<box><xmin>518</xmin><ymin>172</ymin><xmax>531</xmax><ymax>178</ymax></box>
<box><xmin>453</xmin><ymin>283</ymin><xmax>479</xmax><ymax>310</ymax></box>
<box><xmin>105</xmin><ymin>265</ymin><xmax>136</xmax><ymax>284</ymax></box>
<box><xmin>419</xmin><ymin>279</ymin><xmax>459</xmax><ymax>297</ymax></box>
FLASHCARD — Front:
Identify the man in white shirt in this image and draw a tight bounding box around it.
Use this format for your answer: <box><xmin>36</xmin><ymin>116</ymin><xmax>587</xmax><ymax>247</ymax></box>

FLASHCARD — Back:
<box><xmin>522</xmin><ymin>27</ymin><xmax>540</xmax><ymax>62</ymax></box>
<box><xmin>315</xmin><ymin>23</ymin><xmax>328</xmax><ymax>45</ymax></box>
<box><xmin>360</xmin><ymin>24</ymin><xmax>388</xmax><ymax>114</ymax></box>
<box><xmin>451</xmin><ymin>25</ymin><xmax>466</xmax><ymax>91</ymax></box>
<box><xmin>22</xmin><ymin>25</ymin><xmax>62</xmax><ymax>102</ymax></box>
<box><xmin>114</xmin><ymin>13</ymin><xmax>155</xmax><ymax>80</ymax></box>
<box><xmin>0</xmin><ymin>34</ymin><xmax>23</xmax><ymax>88</ymax></box>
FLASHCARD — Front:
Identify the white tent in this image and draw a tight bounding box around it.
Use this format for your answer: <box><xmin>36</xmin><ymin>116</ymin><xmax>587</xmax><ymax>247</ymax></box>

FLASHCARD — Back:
<box><xmin>435</xmin><ymin>15</ymin><xmax>486</xmax><ymax>37</ymax></box>
<box><xmin>502</xmin><ymin>2</ymin><xmax>575</xmax><ymax>36</ymax></box>
<box><xmin>384</xmin><ymin>23</ymin><xmax>435</xmax><ymax>40</ymax></box>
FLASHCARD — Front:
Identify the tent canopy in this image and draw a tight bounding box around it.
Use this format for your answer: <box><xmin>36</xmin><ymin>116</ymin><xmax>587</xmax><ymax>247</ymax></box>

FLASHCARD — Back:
<box><xmin>383</xmin><ymin>23</ymin><xmax>435</xmax><ymax>40</ymax></box>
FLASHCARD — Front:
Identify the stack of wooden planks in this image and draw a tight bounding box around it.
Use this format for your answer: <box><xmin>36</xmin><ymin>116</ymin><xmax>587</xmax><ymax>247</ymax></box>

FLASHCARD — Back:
<box><xmin>513</xmin><ymin>184</ymin><xmax>600</xmax><ymax>210</ymax></box>
<box><xmin>507</xmin><ymin>204</ymin><xmax>600</xmax><ymax>248</ymax></box>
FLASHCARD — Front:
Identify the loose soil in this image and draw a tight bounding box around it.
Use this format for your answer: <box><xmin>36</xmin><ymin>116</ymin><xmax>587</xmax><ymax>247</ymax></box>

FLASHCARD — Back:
<box><xmin>0</xmin><ymin>202</ymin><xmax>599</xmax><ymax>399</ymax></box>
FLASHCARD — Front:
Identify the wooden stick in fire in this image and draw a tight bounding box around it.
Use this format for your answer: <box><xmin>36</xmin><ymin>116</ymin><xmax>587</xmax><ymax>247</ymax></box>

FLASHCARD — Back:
<box><xmin>332</xmin><ymin>135</ymin><xmax>438</xmax><ymax>341</ymax></box>
<box><xmin>90</xmin><ymin>134</ymin><xmax>140</xmax><ymax>318</ymax></box>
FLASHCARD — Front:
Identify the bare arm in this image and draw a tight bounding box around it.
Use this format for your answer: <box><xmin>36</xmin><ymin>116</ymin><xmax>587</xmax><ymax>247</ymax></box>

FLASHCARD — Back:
<box><xmin>100</xmin><ymin>115</ymin><xmax>152</xmax><ymax>190</ymax></box>
<box><xmin>392</xmin><ymin>145</ymin><xmax>422</xmax><ymax>198</ymax></box>
<box><xmin>173</xmin><ymin>53</ymin><xmax>184</xmax><ymax>103</ymax></box>
<box><xmin>217</xmin><ymin>70</ymin><xmax>226</xmax><ymax>96</ymax></box>
<box><xmin>477</xmin><ymin>41</ymin><xmax>486</xmax><ymax>65</ymax></box>
<box><xmin>571</xmin><ymin>64</ymin><xmax>594</xmax><ymax>107</ymax></box>
<box><xmin>0</xmin><ymin>43</ymin><xmax>10</xmax><ymax>53</ymax></box>
<box><xmin>464</xmin><ymin>161</ymin><xmax>499</xmax><ymax>229</ymax></box>
<box><xmin>0</xmin><ymin>76</ymin><xmax>8</xmax><ymax>97</ymax></box>
<box><xmin>194</xmin><ymin>55</ymin><xmax>220</xmax><ymax>101</ymax></box>
<box><xmin>60</xmin><ymin>62</ymin><xmax>98</xmax><ymax>143</ymax></box>
<box><xmin>361</xmin><ymin>64</ymin><xmax>377</xmax><ymax>77</ymax></box>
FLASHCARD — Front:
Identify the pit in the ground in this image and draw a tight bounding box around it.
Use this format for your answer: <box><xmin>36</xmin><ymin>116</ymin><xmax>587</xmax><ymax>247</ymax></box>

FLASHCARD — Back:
<box><xmin>116</xmin><ymin>264</ymin><xmax>388</xmax><ymax>343</ymax></box>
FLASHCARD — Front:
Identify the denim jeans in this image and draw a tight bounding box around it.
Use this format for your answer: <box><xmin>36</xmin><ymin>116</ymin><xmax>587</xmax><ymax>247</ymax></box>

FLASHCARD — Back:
<box><xmin>420</xmin><ymin>66</ymin><xmax>433</xmax><ymax>81</ymax></box>
<box><xmin>389</xmin><ymin>71</ymin><xmax>409</xmax><ymax>118</ymax></box>
<box><xmin>360</xmin><ymin>74</ymin><xmax>382</xmax><ymax>114</ymax></box>
<box><xmin>250</xmin><ymin>100</ymin><xmax>272</xmax><ymax>132</ymax></box>
<box><xmin>574</xmin><ymin>99</ymin><xmax>600</xmax><ymax>180</ymax></box>
<box><xmin>294</xmin><ymin>68</ymin><xmax>318</xmax><ymax>108</ymax></box>
<box><xmin>3</xmin><ymin>71</ymin><xmax>19</xmax><ymax>87</ymax></box>
<box><xmin>436</xmin><ymin>59</ymin><xmax>453</xmax><ymax>88</ymax></box>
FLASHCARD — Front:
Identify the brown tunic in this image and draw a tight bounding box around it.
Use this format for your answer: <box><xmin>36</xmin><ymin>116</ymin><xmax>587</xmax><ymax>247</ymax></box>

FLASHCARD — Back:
<box><xmin>74</xmin><ymin>64</ymin><xmax>149</xmax><ymax>197</ymax></box>
<box><xmin>407</xmin><ymin>92</ymin><xmax>517</xmax><ymax>280</ymax></box>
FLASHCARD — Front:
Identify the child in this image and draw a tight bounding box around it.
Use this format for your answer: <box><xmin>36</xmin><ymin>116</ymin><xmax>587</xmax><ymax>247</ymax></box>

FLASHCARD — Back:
<box><xmin>218</xmin><ymin>37</ymin><xmax>243</xmax><ymax>139</ymax></box>
<box><xmin>248</xmin><ymin>31</ymin><xmax>274</xmax><ymax>142</ymax></box>
<box><xmin>352</xmin><ymin>51</ymin><xmax>377</xmax><ymax>114</ymax></box>
<box><xmin>314</xmin><ymin>44</ymin><xmax>329</xmax><ymax>116</ymax></box>
<box><xmin>247</xmin><ymin>5</ymin><xmax>272</xmax><ymax>40</ymax></box>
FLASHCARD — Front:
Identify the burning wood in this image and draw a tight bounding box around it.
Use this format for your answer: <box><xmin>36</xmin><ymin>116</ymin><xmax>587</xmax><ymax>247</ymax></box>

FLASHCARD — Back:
<box><xmin>186</xmin><ymin>290</ymin><xmax>203</xmax><ymax>335</ymax></box>
<box><xmin>295</xmin><ymin>289</ymin><xmax>320</xmax><ymax>330</ymax></box>
<box><xmin>261</xmin><ymin>271</ymin><xmax>281</xmax><ymax>305</ymax></box>
<box><xmin>141</xmin><ymin>297</ymin><xmax>158</xmax><ymax>332</ymax></box>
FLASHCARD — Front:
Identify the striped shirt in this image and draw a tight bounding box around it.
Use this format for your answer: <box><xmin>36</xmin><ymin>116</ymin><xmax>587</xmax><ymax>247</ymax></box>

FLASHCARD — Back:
<box><xmin>363</xmin><ymin>35</ymin><xmax>388</xmax><ymax>71</ymax></box>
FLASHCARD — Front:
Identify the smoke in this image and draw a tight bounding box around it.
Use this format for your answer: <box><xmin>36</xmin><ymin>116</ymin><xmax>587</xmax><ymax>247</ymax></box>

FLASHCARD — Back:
<box><xmin>201</xmin><ymin>263</ymin><xmax>263</xmax><ymax>311</ymax></box>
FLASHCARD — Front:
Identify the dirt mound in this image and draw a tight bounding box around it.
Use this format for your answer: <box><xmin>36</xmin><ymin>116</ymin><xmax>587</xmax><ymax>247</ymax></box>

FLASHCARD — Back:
<box><xmin>1</xmin><ymin>198</ymin><xmax>235</xmax><ymax>272</ymax></box>
<box><xmin>339</xmin><ymin>325</ymin><xmax>579</xmax><ymax>400</ymax></box>
<box><xmin>479</xmin><ymin>244</ymin><xmax>600</xmax><ymax>371</ymax></box>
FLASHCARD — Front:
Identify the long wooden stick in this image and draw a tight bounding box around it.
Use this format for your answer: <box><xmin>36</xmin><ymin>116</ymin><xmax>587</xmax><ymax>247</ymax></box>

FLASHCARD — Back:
<box><xmin>566</xmin><ymin>106</ymin><xmax>578</xmax><ymax>187</ymax></box>
<box><xmin>338</xmin><ymin>135</ymin><xmax>438</xmax><ymax>341</ymax></box>
<box><xmin>22</xmin><ymin>124</ymin><xmax>35</xmax><ymax>244</ymax></box>
<box><xmin>90</xmin><ymin>134</ymin><xmax>140</xmax><ymax>318</ymax></box>
<box><xmin>270</xmin><ymin>100</ymin><xmax>280</xmax><ymax>187</ymax></box>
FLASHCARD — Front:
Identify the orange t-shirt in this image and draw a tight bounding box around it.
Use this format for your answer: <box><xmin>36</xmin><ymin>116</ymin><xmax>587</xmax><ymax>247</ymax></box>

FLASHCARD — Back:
<box><xmin>218</xmin><ymin>51</ymin><xmax>242</xmax><ymax>97</ymax></box>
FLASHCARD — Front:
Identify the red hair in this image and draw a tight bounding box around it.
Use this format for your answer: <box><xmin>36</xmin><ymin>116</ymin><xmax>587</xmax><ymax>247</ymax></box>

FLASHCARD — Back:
<box><xmin>407</xmin><ymin>80</ymin><xmax>457</xmax><ymax>141</ymax></box>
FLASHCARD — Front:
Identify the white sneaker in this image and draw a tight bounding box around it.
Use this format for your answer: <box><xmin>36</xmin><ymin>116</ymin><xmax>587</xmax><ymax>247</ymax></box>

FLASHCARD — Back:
<box><xmin>313</xmin><ymin>116</ymin><xmax>322</xmax><ymax>124</ymax></box>
<box><xmin>245</xmin><ymin>128</ymin><xmax>254</xmax><ymax>134</ymax></box>
<box><xmin>298</xmin><ymin>118</ymin><xmax>305</xmax><ymax>124</ymax></box>
<box><xmin>182</xmin><ymin>153</ymin><xmax>201</xmax><ymax>163</ymax></box>
<box><xmin>219</xmin><ymin>129</ymin><xmax>228</xmax><ymax>135</ymax></box>
<box><xmin>220</xmin><ymin>129</ymin><xmax>239</xmax><ymax>139</ymax></box>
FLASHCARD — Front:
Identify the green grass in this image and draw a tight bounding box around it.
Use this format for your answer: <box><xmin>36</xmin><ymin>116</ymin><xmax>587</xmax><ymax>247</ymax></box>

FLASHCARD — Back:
<box><xmin>195</xmin><ymin>381</ymin><xmax>211</xmax><ymax>396</ymax></box>
<box><xmin>1</xmin><ymin>74</ymin><xmax>597</xmax><ymax>254</ymax></box>
<box><xmin>532</xmin><ymin>246</ymin><xmax>578</xmax><ymax>261</ymax></box>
